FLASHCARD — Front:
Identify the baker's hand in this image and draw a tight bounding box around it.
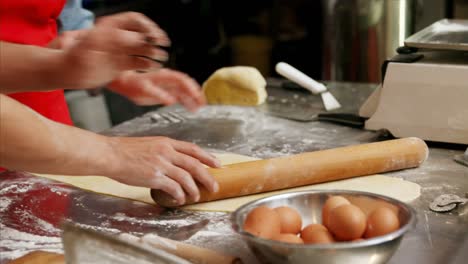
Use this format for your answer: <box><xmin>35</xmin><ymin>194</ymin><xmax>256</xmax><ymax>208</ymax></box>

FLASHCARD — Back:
<box><xmin>107</xmin><ymin>136</ymin><xmax>221</xmax><ymax>205</ymax></box>
<box><xmin>60</xmin><ymin>12</ymin><xmax>170</xmax><ymax>89</ymax></box>
<box><xmin>108</xmin><ymin>69</ymin><xmax>206</xmax><ymax>112</ymax></box>
<box><xmin>96</xmin><ymin>12</ymin><xmax>170</xmax><ymax>46</ymax></box>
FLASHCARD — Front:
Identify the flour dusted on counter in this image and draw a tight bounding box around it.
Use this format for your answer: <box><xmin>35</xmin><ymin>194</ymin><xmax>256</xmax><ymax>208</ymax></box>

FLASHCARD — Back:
<box><xmin>0</xmin><ymin>204</ymin><xmax>62</xmax><ymax>261</ymax></box>
<box><xmin>184</xmin><ymin>212</ymin><xmax>235</xmax><ymax>243</ymax></box>
<box><xmin>0</xmin><ymin>183</ymin><xmax>33</xmax><ymax>195</ymax></box>
<box><xmin>108</xmin><ymin>211</ymin><xmax>227</xmax><ymax>232</ymax></box>
<box><xmin>0</xmin><ymin>177</ymin><xmax>66</xmax><ymax>261</ymax></box>
<box><xmin>13</xmin><ymin>209</ymin><xmax>59</xmax><ymax>235</ymax></box>
<box><xmin>182</xmin><ymin>213</ymin><xmax>253</xmax><ymax>262</ymax></box>
<box><xmin>110</xmin><ymin>212</ymin><xmax>197</xmax><ymax>227</ymax></box>
<box><xmin>0</xmin><ymin>197</ymin><xmax>12</xmax><ymax>212</ymax></box>
<box><xmin>0</xmin><ymin>176</ymin><xmax>59</xmax><ymax>194</ymax></box>
<box><xmin>74</xmin><ymin>222</ymin><xmax>122</xmax><ymax>234</ymax></box>
<box><xmin>0</xmin><ymin>223</ymin><xmax>62</xmax><ymax>260</ymax></box>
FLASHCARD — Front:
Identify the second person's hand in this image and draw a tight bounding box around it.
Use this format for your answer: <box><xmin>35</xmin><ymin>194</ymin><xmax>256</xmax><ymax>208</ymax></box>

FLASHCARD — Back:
<box><xmin>59</xmin><ymin>12</ymin><xmax>171</xmax><ymax>89</ymax></box>
<box><xmin>108</xmin><ymin>69</ymin><xmax>207</xmax><ymax>112</ymax></box>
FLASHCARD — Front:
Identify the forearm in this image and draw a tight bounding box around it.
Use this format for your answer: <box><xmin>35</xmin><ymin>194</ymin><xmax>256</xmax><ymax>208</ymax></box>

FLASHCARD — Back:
<box><xmin>0</xmin><ymin>94</ymin><xmax>221</xmax><ymax>202</ymax></box>
<box><xmin>0</xmin><ymin>94</ymin><xmax>116</xmax><ymax>176</ymax></box>
<box><xmin>0</xmin><ymin>42</ymin><xmax>70</xmax><ymax>93</ymax></box>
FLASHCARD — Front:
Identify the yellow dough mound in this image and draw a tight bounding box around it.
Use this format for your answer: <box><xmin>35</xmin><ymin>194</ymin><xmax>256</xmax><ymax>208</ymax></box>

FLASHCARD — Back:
<box><xmin>202</xmin><ymin>66</ymin><xmax>267</xmax><ymax>106</ymax></box>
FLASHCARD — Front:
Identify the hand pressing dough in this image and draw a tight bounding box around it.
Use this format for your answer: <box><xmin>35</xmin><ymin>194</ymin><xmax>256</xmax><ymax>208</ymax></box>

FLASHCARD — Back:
<box><xmin>202</xmin><ymin>66</ymin><xmax>267</xmax><ymax>106</ymax></box>
<box><xmin>34</xmin><ymin>153</ymin><xmax>259</xmax><ymax>205</ymax></box>
<box><xmin>34</xmin><ymin>153</ymin><xmax>420</xmax><ymax>212</ymax></box>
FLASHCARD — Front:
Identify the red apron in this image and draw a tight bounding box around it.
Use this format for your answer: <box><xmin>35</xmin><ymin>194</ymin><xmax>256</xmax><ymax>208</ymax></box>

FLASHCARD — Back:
<box><xmin>0</xmin><ymin>1</ymin><xmax>70</xmax><ymax>224</ymax></box>
<box><xmin>0</xmin><ymin>0</ymin><xmax>73</xmax><ymax>125</ymax></box>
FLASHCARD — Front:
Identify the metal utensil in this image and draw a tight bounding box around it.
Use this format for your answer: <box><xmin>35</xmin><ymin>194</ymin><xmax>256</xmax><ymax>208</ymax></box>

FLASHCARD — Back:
<box><xmin>322</xmin><ymin>0</ymin><xmax>417</xmax><ymax>82</ymax></box>
<box><xmin>454</xmin><ymin>148</ymin><xmax>468</xmax><ymax>167</ymax></box>
<box><xmin>405</xmin><ymin>19</ymin><xmax>468</xmax><ymax>51</ymax></box>
<box><xmin>260</xmin><ymin>79</ymin><xmax>368</xmax><ymax>126</ymax></box>
<box><xmin>429</xmin><ymin>194</ymin><xmax>468</xmax><ymax>213</ymax></box>
<box><xmin>62</xmin><ymin>222</ymin><xmax>190</xmax><ymax>264</ymax></box>
<box><xmin>262</xmin><ymin>108</ymin><xmax>366</xmax><ymax>128</ymax></box>
<box><xmin>151</xmin><ymin>112</ymin><xmax>186</xmax><ymax>124</ymax></box>
<box><xmin>231</xmin><ymin>190</ymin><xmax>416</xmax><ymax>264</ymax></box>
<box><xmin>121</xmin><ymin>233</ymin><xmax>243</xmax><ymax>264</ymax></box>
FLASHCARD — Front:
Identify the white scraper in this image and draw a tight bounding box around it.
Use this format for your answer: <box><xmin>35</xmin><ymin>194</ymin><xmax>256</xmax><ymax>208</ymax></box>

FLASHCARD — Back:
<box><xmin>275</xmin><ymin>62</ymin><xmax>341</xmax><ymax>111</ymax></box>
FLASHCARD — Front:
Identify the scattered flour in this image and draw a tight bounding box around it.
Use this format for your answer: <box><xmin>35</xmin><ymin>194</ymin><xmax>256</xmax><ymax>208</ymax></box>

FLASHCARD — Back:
<box><xmin>0</xmin><ymin>223</ymin><xmax>62</xmax><ymax>261</ymax></box>
<box><xmin>185</xmin><ymin>214</ymin><xmax>235</xmax><ymax>244</ymax></box>
<box><xmin>73</xmin><ymin>223</ymin><xmax>122</xmax><ymax>235</ymax></box>
<box><xmin>0</xmin><ymin>180</ymin><xmax>67</xmax><ymax>262</ymax></box>
<box><xmin>110</xmin><ymin>213</ymin><xmax>196</xmax><ymax>227</ymax></box>
<box><xmin>12</xmin><ymin>209</ymin><xmax>60</xmax><ymax>235</ymax></box>
<box><xmin>49</xmin><ymin>187</ymin><xmax>66</xmax><ymax>196</ymax></box>
<box><xmin>0</xmin><ymin>183</ymin><xmax>33</xmax><ymax>195</ymax></box>
<box><xmin>0</xmin><ymin>197</ymin><xmax>12</xmax><ymax>212</ymax></box>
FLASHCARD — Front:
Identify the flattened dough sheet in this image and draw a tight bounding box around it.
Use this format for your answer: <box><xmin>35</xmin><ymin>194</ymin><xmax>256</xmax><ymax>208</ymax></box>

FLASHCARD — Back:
<box><xmin>34</xmin><ymin>153</ymin><xmax>421</xmax><ymax>212</ymax></box>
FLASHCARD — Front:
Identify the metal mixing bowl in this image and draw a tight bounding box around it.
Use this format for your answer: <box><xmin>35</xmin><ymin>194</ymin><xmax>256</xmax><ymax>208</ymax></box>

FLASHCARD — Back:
<box><xmin>231</xmin><ymin>190</ymin><xmax>416</xmax><ymax>264</ymax></box>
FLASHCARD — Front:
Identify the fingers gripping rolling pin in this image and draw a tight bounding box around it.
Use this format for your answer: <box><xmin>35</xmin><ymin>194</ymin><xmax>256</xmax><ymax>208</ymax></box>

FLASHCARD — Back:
<box><xmin>152</xmin><ymin>137</ymin><xmax>429</xmax><ymax>207</ymax></box>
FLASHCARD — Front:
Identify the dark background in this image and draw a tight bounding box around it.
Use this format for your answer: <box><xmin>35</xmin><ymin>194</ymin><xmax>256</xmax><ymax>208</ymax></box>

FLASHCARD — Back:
<box><xmin>85</xmin><ymin>0</ymin><xmax>323</xmax><ymax>82</ymax></box>
<box><xmin>80</xmin><ymin>0</ymin><xmax>457</xmax><ymax>126</ymax></box>
<box><xmin>84</xmin><ymin>0</ymin><xmax>324</xmax><ymax>124</ymax></box>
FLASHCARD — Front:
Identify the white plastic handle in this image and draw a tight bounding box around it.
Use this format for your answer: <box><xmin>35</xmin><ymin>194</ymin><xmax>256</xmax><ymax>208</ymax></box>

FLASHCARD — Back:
<box><xmin>275</xmin><ymin>62</ymin><xmax>326</xmax><ymax>94</ymax></box>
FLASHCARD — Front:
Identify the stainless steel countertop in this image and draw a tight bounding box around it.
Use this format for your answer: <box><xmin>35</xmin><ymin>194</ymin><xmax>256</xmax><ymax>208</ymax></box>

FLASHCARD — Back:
<box><xmin>1</xmin><ymin>81</ymin><xmax>467</xmax><ymax>263</ymax></box>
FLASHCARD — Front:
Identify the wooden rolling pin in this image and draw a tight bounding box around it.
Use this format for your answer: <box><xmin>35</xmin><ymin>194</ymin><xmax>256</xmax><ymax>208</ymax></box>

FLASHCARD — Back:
<box><xmin>152</xmin><ymin>137</ymin><xmax>428</xmax><ymax>207</ymax></box>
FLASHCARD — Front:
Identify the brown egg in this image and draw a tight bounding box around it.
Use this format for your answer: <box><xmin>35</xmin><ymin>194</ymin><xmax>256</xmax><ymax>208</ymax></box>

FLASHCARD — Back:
<box><xmin>364</xmin><ymin>207</ymin><xmax>400</xmax><ymax>238</ymax></box>
<box><xmin>322</xmin><ymin>196</ymin><xmax>350</xmax><ymax>228</ymax></box>
<box><xmin>271</xmin><ymin>233</ymin><xmax>304</xmax><ymax>244</ymax></box>
<box><xmin>328</xmin><ymin>204</ymin><xmax>367</xmax><ymax>241</ymax></box>
<box><xmin>300</xmin><ymin>224</ymin><xmax>328</xmax><ymax>241</ymax></box>
<box><xmin>301</xmin><ymin>229</ymin><xmax>335</xmax><ymax>244</ymax></box>
<box><xmin>274</xmin><ymin>206</ymin><xmax>303</xmax><ymax>234</ymax></box>
<box><xmin>243</xmin><ymin>206</ymin><xmax>281</xmax><ymax>239</ymax></box>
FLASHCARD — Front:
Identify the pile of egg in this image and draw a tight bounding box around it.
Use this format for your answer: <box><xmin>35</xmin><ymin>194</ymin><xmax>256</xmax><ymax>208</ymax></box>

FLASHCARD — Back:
<box><xmin>243</xmin><ymin>196</ymin><xmax>400</xmax><ymax>244</ymax></box>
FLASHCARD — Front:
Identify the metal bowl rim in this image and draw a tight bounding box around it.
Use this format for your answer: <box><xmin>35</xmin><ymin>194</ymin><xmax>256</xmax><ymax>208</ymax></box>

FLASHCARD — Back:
<box><xmin>231</xmin><ymin>189</ymin><xmax>417</xmax><ymax>249</ymax></box>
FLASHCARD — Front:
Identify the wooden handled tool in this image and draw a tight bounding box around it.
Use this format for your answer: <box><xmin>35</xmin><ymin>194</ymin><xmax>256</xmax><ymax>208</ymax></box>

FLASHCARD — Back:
<box><xmin>120</xmin><ymin>233</ymin><xmax>242</xmax><ymax>264</ymax></box>
<box><xmin>152</xmin><ymin>137</ymin><xmax>428</xmax><ymax>207</ymax></box>
<box><xmin>141</xmin><ymin>234</ymin><xmax>241</xmax><ymax>264</ymax></box>
<box><xmin>8</xmin><ymin>251</ymin><xmax>64</xmax><ymax>264</ymax></box>
<box><xmin>10</xmin><ymin>237</ymin><xmax>241</xmax><ymax>264</ymax></box>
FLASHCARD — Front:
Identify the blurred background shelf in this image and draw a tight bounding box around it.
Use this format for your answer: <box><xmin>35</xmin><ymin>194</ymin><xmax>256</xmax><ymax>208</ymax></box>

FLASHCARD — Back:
<box><xmin>71</xmin><ymin>0</ymin><xmax>468</xmax><ymax>129</ymax></box>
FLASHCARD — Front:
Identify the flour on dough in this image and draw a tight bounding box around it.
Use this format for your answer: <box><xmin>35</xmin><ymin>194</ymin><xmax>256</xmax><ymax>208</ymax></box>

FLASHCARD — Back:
<box><xmin>202</xmin><ymin>66</ymin><xmax>267</xmax><ymax>106</ymax></box>
<box><xmin>182</xmin><ymin>175</ymin><xmax>421</xmax><ymax>211</ymax></box>
<box><xmin>34</xmin><ymin>153</ymin><xmax>420</xmax><ymax>212</ymax></box>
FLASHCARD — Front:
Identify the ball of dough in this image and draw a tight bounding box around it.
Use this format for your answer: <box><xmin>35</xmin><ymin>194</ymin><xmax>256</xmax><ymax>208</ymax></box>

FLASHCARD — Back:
<box><xmin>202</xmin><ymin>66</ymin><xmax>267</xmax><ymax>106</ymax></box>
